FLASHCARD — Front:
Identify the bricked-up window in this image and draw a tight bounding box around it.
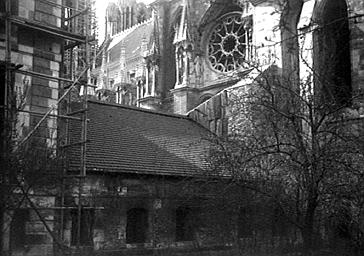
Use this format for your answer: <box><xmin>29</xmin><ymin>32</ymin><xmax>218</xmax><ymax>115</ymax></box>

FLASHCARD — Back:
<box><xmin>126</xmin><ymin>208</ymin><xmax>148</xmax><ymax>243</ymax></box>
<box><xmin>317</xmin><ymin>0</ymin><xmax>351</xmax><ymax>106</ymax></box>
<box><xmin>175</xmin><ymin>206</ymin><xmax>194</xmax><ymax>241</ymax></box>
<box><xmin>71</xmin><ymin>209</ymin><xmax>95</xmax><ymax>246</ymax></box>
<box><xmin>237</xmin><ymin>207</ymin><xmax>253</xmax><ymax>238</ymax></box>
<box><xmin>10</xmin><ymin>209</ymin><xmax>29</xmax><ymax>250</ymax></box>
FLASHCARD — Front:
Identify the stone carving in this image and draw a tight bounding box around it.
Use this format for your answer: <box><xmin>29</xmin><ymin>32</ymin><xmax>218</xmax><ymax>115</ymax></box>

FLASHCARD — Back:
<box><xmin>207</xmin><ymin>12</ymin><xmax>252</xmax><ymax>73</ymax></box>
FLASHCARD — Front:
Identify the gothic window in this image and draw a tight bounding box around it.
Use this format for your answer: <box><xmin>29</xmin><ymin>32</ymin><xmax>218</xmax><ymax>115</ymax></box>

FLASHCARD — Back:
<box><xmin>316</xmin><ymin>0</ymin><xmax>351</xmax><ymax>106</ymax></box>
<box><xmin>207</xmin><ymin>13</ymin><xmax>252</xmax><ymax>73</ymax></box>
<box><xmin>177</xmin><ymin>47</ymin><xmax>185</xmax><ymax>85</ymax></box>
<box><xmin>116</xmin><ymin>86</ymin><xmax>121</xmax><ymax>104</ymax></box>
<box><xmin>126</xmin><ymin>208</ymin><xmax>148</xmax><ymax>243</ymax></box>
<box><xmin>71</xmin><ymin>209</ymin><xmax>95</xmax><ymax>246</ymax></box>
<box><xmin>147</xmin><ymin>64</ymin><xmax>153</xmax><ymax>94</ymax></box>
<box><xmin>175</xmin><ymin>206</ymin><xmax>194</xmax><ymax>241</ymax></box>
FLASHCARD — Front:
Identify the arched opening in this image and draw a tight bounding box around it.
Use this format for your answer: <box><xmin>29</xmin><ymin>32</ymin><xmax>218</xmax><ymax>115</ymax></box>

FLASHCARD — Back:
<box><xmin>199</xmin><ymin>94</ymin><xmax>212</xmax><ymax>104</ymax></box>
<box><xmin>175</xmin><ymin>206</ymin><xmax>194</xmax><ymax>241</ymax></box>
<box><xmin>316</xmin><ymin>0</ymin><xmax>351</xmax><ymax>107</ymax></box>
<box><xmin>126</xmin><ymin>208</ymin><xmax>148</xmax><ymax>243</ymax></box>
<box><xmin>70</xmin><ymin>208</ymin><xmax>95</xmax><ymax>246</ymax></box>
<box><xmin>176</xmin><ymin>46</ymin><xmax>184</xmax><ymax>85</ymax></box>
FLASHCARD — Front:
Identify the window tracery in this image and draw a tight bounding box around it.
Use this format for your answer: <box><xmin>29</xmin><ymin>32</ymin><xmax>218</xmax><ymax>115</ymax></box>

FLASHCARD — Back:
<box><xmin>207</xmin><ymin>13</ymin><xmax>252</xmax><ymax>73</ymax></box>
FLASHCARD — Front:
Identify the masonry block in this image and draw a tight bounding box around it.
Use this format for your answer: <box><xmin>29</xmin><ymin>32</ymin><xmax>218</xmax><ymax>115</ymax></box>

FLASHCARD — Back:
<box><xmin>34</xmin><ymin>56</ymin><xmax>50</xmax><ymax>69</ymax></box>
<box><xmin>36</xmin><ymin>1</ymin><xmax>54</xmax><ymax>15</ymax></box>
<box><xmin>19</xmin><ymin>6</ymin><xmax>29</xmax><ymax>19</ymax></box>
<box><xmin>34</xmin><ymin>12</ymin><xmax>58</xmax><ymax>27</ymax></box>
<box><xmin>33</xmin><ymin>66</ymin><xmax>52</xmax><ymax>76</ymax></box>
<box><xmin>49</xmin><ymin>81</ymin><xmax>58</xmax><ymax>89</ymax></box>
<box><xmin>52</xmin><ymin>70</ymin><xmax>59</xmax><ymax>77</ymax></box>
<box><xmin>32</xmin><ymin>85</ymin><xmax>52</xmax><ymax>98</ymax></box>
<box><xmin>51</xmin><ymin>43</ymin><xmax>61</xmax><ymax>54</ymax></box>
<box><xmin>19</xmin><ymin>0</ymin><xmax>35</xmax><ymax>11</ymax></box>
<box><xmin>50</xmin><ymin>61</ymin><xmax>59</xmax><ymax>71</ymax></box>
<box><xmin>21</xmin><ymin>54</ymin><xmax>34</xmax><ymax>66</ymax></box>
<box><xmin>51</xmin><ymin>88</ymin><xmax>58</xmax><ymax>100</ymax></box>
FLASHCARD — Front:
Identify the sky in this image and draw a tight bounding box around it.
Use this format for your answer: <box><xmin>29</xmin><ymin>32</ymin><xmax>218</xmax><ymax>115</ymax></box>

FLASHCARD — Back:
<box><xmin>95</xmin><ymin>0</ymin><xmax>155</xmax><ymax>42</ymax></box>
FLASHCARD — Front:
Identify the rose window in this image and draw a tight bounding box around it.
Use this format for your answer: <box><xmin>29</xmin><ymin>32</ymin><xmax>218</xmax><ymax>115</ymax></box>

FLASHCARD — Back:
<box><xmin>207</xmin><ymin>13</ymin><xmax>252</xmax><ymax>73</ymax></box>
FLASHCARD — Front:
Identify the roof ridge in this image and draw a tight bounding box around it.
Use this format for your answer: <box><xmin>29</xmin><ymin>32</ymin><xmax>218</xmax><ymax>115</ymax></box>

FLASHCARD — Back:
<box><xmin>186</xmin><ymin>66</ymin><xmax>272</xmax><ymax>115</ymax></box>
<box><xmin>88</xmin><ymin>99</ymin><xmax>190</xmax><ymax>119</ymax></box>
<box><xmin>126</xmin><ymin>17</ymin><xmax>153</xmax><ymax>32</ymax></box>
<box><xmin>110</xmin><ymin>17</ymin><xmax>153</xmax><ymax>42</ymax></box>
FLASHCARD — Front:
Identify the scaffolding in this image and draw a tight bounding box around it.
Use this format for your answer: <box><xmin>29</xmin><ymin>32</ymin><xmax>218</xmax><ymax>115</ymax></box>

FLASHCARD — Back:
<box><xmin>1</xmin><ymin>1</ymin><xmax>208</xmax><ymax>255</ymax></box>
<box><xmin>0</xmin><ymin>0</ymin><xmax>98</xmax><ymax>254</ymax></box>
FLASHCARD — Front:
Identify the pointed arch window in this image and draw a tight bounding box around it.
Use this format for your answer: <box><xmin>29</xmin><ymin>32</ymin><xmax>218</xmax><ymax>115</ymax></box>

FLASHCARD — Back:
<box><xmin>315</xmin><ymin>0</ymin><xmax>351</xmax><ymax>106</ymax></box>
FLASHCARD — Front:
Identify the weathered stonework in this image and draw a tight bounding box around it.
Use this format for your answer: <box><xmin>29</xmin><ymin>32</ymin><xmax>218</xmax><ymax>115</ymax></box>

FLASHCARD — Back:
<box><xmin>0</xmin><ymin>1</ymin><xmax>87</xmax><ymax>255</ymax></box>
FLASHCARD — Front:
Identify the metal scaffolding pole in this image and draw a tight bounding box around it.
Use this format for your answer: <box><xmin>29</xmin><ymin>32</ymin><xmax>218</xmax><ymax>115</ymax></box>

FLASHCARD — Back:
<box><xmin>2</xmin><ymin>0</ymin><xmax>99</xmax><ymax>254</ymax></box>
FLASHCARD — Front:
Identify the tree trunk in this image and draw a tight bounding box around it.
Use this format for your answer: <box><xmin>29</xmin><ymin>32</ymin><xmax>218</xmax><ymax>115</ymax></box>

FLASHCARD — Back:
<box><xmin>280</xmin><ymin>0</ymin><xmax>304</xmax><ymax>92</ymax></box>
<box><xmin>0</xmin><ymin>198</ymin><xmax>4</xmax><ymax>255</ymax></box>
<box><xmin>302</xmin><ymin>195</ymin><xmax>318</xmax><ymax>255</ymax></box>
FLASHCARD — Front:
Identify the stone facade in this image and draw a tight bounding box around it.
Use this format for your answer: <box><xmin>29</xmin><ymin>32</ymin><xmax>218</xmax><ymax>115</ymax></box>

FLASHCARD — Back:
<box><xmin>96</xmin><ymin>0</ymin><xmax>281</xmax><ymax>114</ymax></box>
<box><xmin>188</xmin><ymin>0</ymin><xmax>364</xmax><ymax>132</ymax></box>
<box><xmin>0</xmin><ymin>0</ymin><xmax>91</xmax><ymax>255</ymax></box>
<box><xmin>0</xmin><ymin>0</ymin><xmax>64</xmax><ymax>252</ymax></box>
<box><xmin>61</xmin><ymin>174</ymin><xmax>234</xmax><ymax>253</ymax></box>
<box><xmin>97</xmin><ymin>0</ymin><xmax>364</xmax><ymax>116</ymax></box>
<box><xmin>2</xmin><ymin>0</ymin><xmax>364</xmax><ymax>255</ymax></box>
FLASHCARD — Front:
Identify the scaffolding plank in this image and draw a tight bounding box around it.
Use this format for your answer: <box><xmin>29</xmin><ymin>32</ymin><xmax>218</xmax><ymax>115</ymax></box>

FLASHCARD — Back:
<box><xmin>8</xmin><ymin>16</ymin><xmax>87</xmax><ymax>42</ymax></box>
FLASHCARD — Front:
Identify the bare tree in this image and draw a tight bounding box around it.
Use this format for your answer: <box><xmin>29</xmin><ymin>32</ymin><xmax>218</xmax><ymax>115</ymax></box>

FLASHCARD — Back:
<box><xmin>0</xmin><ymin>75</ymin><xmax>68</xmax><ymax>255</ymax></box>
<box><xmin>205</xmin><ymin>61</ymin><xmax>364</xmax><ymax>255</ymax></box>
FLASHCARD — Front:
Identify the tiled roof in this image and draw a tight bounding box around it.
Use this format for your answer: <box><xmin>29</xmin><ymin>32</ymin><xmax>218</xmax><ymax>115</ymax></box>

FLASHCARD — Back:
<box><xmin>68</xmin><ymin>100</ymin><xmax>212</xmax><ymax>176</ymax></box>
<box><xmin>107</xmin><ymin>19</ymin><xmax>153</xmax><ymax>62</ymax></box>
<box><xmin>124</xmin><ymin>20</ymin><xmax>154</xmax><ymax>60</ymax></box>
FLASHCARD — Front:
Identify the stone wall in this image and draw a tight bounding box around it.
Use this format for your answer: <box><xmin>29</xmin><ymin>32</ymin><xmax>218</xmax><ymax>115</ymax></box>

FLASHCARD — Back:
<box><xmin>60</xmin><ymin>173</ymin><xmax>300</xmax><ymax>256</ymax></box>
<box><xmin>190</xmin><ymin>0</ymin><xmax>364</xmax><ymax>132</ymax></box>
<box><xmin>0</xmin><ymin>0</ymin><xmax>62</xmax><ymax>146</ymax></box>
<box><xmin>298</xmin><ymin>0</ymin><xmax>364</xmax><ymax>110</ymax></box>
<box><xmin>163</xmin><ymin>0</ymin><xmax>284</xmax><ymax>114</ymax></box>
<box><xmin>348</xmin><ymin>0</ymin><xmax>364</xmax><ymax>105</ymax></box>
<box><xmin>0</xmin><ymin>0</ymin><xmax>65</xmax><ymax>255</ymax></box>
<box><xmin>62</xmin><ymin>174</ymin><xmax>229</xmax><ymax>251</ymax></box>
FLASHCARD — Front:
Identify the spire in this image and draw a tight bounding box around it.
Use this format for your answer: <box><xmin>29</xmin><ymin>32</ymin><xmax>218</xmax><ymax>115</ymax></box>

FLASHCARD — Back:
<box><xmin>173</xmin><ymin>0</ymin><xmax>189</xmax><ymax>44</ymax></box>
<box><xmin>151</xmin><ymin>8</ymin><xmax>160</xmax><ymax>55</ymax></box>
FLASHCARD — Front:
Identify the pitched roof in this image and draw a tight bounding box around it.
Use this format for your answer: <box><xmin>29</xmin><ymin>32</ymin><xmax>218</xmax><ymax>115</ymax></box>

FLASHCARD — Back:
<box><xmin>124</xmin><ymin>20</ymin><xmax>154</xmax><ymax>60</ymax></box>
<box><xmin>68</xmin><ymin>100</ymin><xmax>212</xmax><ymax>176</ymax></box>
<box><xmin>107</xmin><ymin>18</ymin><xmax>153</xmax><ymax>62</ymax></box>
